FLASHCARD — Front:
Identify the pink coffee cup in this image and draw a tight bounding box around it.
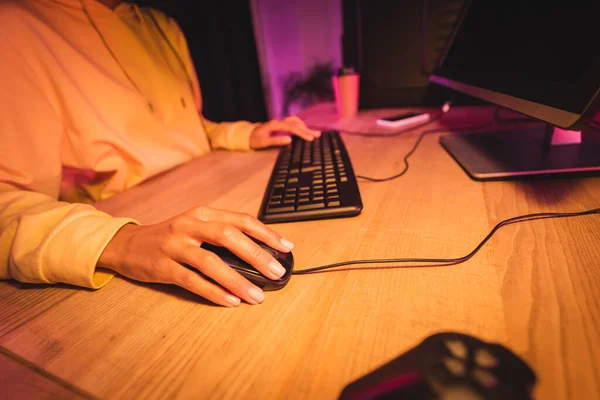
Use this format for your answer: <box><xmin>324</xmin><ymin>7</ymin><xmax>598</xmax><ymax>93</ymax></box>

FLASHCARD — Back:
<box><xmin>332</xmin><ymin>67</ymin><xmax>360</xmax><ymax>118</ymax></box>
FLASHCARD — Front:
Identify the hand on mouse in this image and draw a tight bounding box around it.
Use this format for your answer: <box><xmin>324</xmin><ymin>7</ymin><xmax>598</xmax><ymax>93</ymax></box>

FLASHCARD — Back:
<box><xmin>97</xmin><ymin>206</ymin><xmax>294</xmax><ymax>307</ymax></box>
<box><xmin>249</xmin><ymin>115</ymin><xmax>321</xmax><ymax>149</ymax></box>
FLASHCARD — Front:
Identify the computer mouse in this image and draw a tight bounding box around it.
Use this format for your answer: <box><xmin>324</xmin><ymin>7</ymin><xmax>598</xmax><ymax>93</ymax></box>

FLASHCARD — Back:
<box><xmin>200</xmin><ymin>240</ymin><xmax>294</xmax><ymax>291</ymax></box>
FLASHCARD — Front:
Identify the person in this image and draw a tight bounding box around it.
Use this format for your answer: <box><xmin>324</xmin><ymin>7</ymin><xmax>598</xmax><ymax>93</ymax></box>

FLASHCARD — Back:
<box><xmin>0</xmin><ymin>0</ymin><xmax>320</xmax><ymax>307</ymax></box>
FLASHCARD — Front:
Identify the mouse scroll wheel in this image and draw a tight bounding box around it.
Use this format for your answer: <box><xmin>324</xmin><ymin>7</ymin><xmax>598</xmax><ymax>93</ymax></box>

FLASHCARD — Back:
<box><xmin>261</xmin><ymin>246</ymin><xmax>278</xmax><ymax>258</ymax></box>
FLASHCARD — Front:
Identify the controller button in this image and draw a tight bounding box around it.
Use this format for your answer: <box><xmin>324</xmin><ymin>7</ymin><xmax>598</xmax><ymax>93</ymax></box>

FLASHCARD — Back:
<box><xmin>441</xmin><ymin>386</ymin><xmax>485</xmax><ymax>400</ymax></box>
<box><xmin>442</xmin><ymin>357</ymin><xmax>467</xmax><ymax>377</ymax></box>
<box><xmin>474</xmin><ymin>348</ymin><xmax>498</xmax><ymax>368</ymax></box>
<box><xmin>472</xmin><ymin>368</ymin><xmax>499</xmax><ymax>388</ymax></box>
<box><xmin>444</xmin><ymin>340</ymin><xmax>468</xmax><ymax>360</ymax></box>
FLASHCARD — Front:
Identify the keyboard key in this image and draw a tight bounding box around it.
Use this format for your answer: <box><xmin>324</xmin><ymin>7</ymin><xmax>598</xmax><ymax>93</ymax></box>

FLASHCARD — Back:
<box><xmin>267</xmin><ymin>205</ymin><xmax>295</xmax><ymax>213</ymax></box>
<box><xmin>302</xmin><ymin>165</ymin><xmax>320</xmax><ymax>173</ymax></box>
<box><xmin>298</xmin><ymin>203</ymin><xmax>325</xmax><ymax>211</ymax></box>
<box><xmin>259</xmin><ymin>131</ymin><xmax>362</xmax><ymax>223</ymax></box>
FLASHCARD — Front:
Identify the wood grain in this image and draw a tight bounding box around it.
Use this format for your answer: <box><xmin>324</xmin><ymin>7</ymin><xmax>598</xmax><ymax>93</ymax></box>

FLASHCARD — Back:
<box><xmin>0</xmin><ymin>282</ymin><xmax>77</xmax><ymax>338</ymax></box>
<box><xmin>0</xmin><ymin>105</ymin><xmax>598</xmax><ymax>399</ymax></box>
<box><xmin>0</xmin><ymin>350</ymin><xmax>89</xmax><ymax>399</ymax></box>
<box><xmin>482</xmin><ymin>180</ymin><xmax>600</xmax><ymax>400</ymax></box>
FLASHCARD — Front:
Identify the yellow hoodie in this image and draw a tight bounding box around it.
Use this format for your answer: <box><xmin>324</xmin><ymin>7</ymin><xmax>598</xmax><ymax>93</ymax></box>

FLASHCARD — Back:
<box><xmin>0</xmin><ymin>0</ymin><xmax>259</xmax><ymax>288</ymax></box>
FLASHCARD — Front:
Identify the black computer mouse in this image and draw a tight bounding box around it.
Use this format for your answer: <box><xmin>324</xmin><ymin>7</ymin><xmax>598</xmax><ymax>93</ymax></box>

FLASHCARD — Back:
<box><xmin>200</xmin><ymin>240</ymin><xmax>294</xmax><ymax>291</ymax></box>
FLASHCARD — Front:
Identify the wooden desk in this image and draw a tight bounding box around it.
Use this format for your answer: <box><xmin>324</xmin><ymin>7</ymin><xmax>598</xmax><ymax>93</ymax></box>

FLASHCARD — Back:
<box><xmin>1</xmin><ymin>105</ymin><xmax>599</xmax><ymax>399</ymax></box>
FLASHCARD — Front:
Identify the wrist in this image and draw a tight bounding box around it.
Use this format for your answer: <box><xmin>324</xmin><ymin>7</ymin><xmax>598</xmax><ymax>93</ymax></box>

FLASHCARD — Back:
<box><xmin>97</xmin><ymin>223</ymin><xmax>137</xmax><ymax>271</ymax></box>
<box><xmin>249</xmin><ymin>123</ymin><xmax>264</xmax><ymax>150</ymax></box>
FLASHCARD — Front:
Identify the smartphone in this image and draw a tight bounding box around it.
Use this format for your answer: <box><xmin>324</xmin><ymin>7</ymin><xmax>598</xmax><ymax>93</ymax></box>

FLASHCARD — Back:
<box><xmin>376</xmin><ymin>112</ymin><xmax>431</xmax><ymax>128</ymax></box>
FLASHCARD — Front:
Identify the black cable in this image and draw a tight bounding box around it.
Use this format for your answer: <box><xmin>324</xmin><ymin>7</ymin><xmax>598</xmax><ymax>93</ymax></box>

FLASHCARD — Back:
<box><xmin>307</xmin><ymin>105</ymin><xmax>536</xmax><ymax>140</ymax></box>
<box><xmin>355</xmin><ymin>105</ymin><xmax>545</xmax><ymax>182</ymax></box>
<box><xmin>307</xmin><ymin>111</ymin><xmax>444</xmax><ymax>138</ymax></box>
<box><xmin>356</xmin><ymin>119</ymin><xmax>494</xmax><ymax>182</ymax></box>
<box><xmin>307</xmin><ymin>100</ymin><xmax>454</xmax><ymax>138</ymax></box>
<box><xmin>292</xmin><ymin>207</ymin><xmax>600</xmax><ymax>275</ymax></box>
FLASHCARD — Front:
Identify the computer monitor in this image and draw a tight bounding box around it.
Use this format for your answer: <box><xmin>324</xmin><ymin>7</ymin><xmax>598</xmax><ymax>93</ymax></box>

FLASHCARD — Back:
<box><xmin>429</xmin><ymin>1</ymin><xmax>600</xmax><ymax>180</ymax></box>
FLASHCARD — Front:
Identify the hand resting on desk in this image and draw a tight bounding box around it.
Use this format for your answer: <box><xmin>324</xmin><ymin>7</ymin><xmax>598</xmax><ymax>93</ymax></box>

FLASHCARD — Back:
<box><xmin>250</xmin><ymin>115</ymin><xmax>321</xmax><ymax>149</ymax></box>
<box><xmin>98</xmin><ymin>206</ymin><xmax>295</xmax><ymax>307</ymax></box>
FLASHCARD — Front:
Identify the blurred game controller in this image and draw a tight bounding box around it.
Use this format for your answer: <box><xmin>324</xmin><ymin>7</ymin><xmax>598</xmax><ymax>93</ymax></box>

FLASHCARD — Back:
<box><xmin>339</xmin><ymin>332</ymin><xmax>536</xmax><ymax>400</ymax></box>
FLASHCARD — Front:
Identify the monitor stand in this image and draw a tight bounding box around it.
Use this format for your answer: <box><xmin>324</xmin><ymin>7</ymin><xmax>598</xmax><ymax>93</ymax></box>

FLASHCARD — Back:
<box><xmin>439</xmin><ymin>125</ymin><xmax>600</xmax><ymax>181</ymax></box>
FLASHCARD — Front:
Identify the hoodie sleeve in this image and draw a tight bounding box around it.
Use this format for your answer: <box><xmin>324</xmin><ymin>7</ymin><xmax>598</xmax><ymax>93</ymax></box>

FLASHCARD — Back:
<box><xmin>0</xmin><ymin>26</ymin><xmax>136</xmax><ymax>289</ymax></box>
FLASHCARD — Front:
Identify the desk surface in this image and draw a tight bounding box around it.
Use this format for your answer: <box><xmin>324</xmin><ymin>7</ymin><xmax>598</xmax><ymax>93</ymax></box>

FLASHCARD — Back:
<box><xmin>1</xmin><ymin>105</ymin><xmax>599</xmax><ymax>400</ymax></box>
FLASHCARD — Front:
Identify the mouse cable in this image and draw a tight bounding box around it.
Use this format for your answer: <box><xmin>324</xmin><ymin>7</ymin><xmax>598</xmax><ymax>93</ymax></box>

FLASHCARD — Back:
<box><xmin>308</xmin><ymin>113</ymin><xmax>441</xmax><ymax>138</ymax></box>
<box><xmin>306</xmin><ymin>104</ymin><xmax>529</xmax><ymax>139</ymax></box>
<box><xmin>355</xmin><ymin>119</ymin><xmax>495</xmax><ymax>182</ymax></box>
<box><xmin>356</xmin><ymin>108</ymin><xmax>545</xmax><ymax>183</ymax></box>
<box><xmin>306</xmin><ymin>102</ymin><xmax>452</xmax><ymax>138</ymax></box>
<box><xmin>291</xmin><ymin>207</ymin><xmax>600</xmax><ymax>275</ymax></box>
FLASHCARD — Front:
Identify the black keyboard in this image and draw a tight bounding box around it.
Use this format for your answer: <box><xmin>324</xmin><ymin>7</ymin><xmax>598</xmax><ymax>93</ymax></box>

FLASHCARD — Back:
<box><xmin>258</xmin><ymin>130</ymin><xmax>363</xmax><ymax>223</ymax></box>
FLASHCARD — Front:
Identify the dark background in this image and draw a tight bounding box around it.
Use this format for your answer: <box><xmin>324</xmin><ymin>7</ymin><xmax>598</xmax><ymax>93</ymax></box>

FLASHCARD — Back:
<box><xmin>136</xmin><ymin>1</ymin><xmax>482</xmax><ymax>122</ymax></box>
<box><xmin>342</xmin><ymin>0</ymin><xmax>483</xmax><ymax>109</ymax></box>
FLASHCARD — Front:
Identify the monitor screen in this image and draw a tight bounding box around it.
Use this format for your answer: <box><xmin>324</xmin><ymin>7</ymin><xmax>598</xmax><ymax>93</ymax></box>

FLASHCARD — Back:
<box><xmin>430</xmin><ymin>1</ymin><xmax>600</xmax><ymax>129</ymax></box>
